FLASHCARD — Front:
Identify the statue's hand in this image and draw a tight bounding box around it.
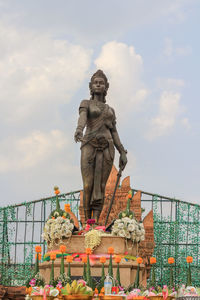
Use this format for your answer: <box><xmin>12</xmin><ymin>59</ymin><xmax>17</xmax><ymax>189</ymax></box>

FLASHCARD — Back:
<box><xmin>74</xmin><ymin>128</ymin><xmax>83</xmax><ymax>143</ymax></box>
<box><xmin>119</xmin><ymin>151</ymin><xmax>127</xmax><ymax>171</ymax></box>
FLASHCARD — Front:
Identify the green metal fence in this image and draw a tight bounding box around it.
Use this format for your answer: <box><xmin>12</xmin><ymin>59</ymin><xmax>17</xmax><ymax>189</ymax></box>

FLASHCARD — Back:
<box><xmin>0</xmin><ymin>189</ymin><xmax>199</xmax><ymax>286</ymax></box>
<box><xmin>134</xmin><ymin>189</ymin><xmax>200</xmax><ymax>287</ymax></box>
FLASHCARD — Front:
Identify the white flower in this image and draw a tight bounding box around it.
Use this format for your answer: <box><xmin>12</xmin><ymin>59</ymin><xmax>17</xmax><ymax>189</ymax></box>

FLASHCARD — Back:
<box><xmin>122</xmin><ymin>217</ymin><xmax>131</xmax><ymax>224</ymax></box>
<box><xmin>57</xmin><ymin>216</ymin><xmax>63</xmax><ymax>223</ymax></box>
<box><xmin>112</xmin><ymin>227</ymin><xmax>119</xmax><ymax>234</ymax></box>
<box><xmin>65</xmin><ymin>230</ymin><xmax>72</xmax><ymax>237</ymax></box>
<box><xmin>118</xmin><ymin>229</ymin><xmax>126</xmax><ymax>237</ymax></box>
<box><xmin>47</xmin><ymin>219</ymin><xmax>54</xmax><ymax>224</ymax></box>
<box><xmin>118</xmin><ymin>222</ymin><xmax>124</xmax><ymax>229</ymax></box>
<box><xmin>131</xmin><ymin>232</ymin><xmax>136</xmax><ymax>240</ymax></box>
<box><xmin>125</xmin><ymin>232</ymin><xmax>131</xmax><ymax>239</ymax></box>
<box><xmin>115</xmin><ymin>219</ymin><xmax>121</xmax><ymax>224</ymax></box>
<box><xmin>136</xmin><ymin>236</ymin><xmax>140</xmax><ymax>242</ymax></box>
<box><xmin>127</xmin><ymin>224</ymin><xmax>135</xmax><ymax>232</ymax></box>
<box><xmin>69</xmin><ymin>223</ymin><xmax>74</xmax><ymax>231</ymax></box>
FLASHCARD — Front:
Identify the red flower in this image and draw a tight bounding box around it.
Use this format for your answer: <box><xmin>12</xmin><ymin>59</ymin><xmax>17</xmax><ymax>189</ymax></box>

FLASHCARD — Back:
<box><xmin>87</xmin><ymin>219</ymin><xmax>96</xmax><ymax>225</ymax></box>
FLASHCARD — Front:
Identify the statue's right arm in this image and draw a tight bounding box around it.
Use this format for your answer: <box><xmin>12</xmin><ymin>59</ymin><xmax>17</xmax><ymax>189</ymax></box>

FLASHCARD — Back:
<box><xmin>74</xmin><ymin>110</ymin><xmax>87</xmax><ymax>143</ymax></box>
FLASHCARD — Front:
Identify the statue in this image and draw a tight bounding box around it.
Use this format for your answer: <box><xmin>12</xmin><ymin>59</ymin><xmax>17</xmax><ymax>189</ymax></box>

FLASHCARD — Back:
<box><xmin>74</xmin><ymin>70</ymin><xmax>127</xmax><ymax>223</ymax></box>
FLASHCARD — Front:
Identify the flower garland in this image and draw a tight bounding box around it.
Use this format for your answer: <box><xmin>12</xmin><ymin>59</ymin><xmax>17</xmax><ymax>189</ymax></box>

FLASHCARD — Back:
<box><xmin>84</xmin><ymin>229</ymin><xmax>102</xmax><ymax>251</ymax></box>
<box><xmin>111</xmin><ymin>216</ymin><xmax>145</xmax><ymax>242</ymax></box>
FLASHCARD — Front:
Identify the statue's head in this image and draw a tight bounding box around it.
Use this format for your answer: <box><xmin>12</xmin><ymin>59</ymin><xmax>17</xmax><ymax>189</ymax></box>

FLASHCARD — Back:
<box><xmin>89</xmin><ymin>70</ymin><xmax>109</xmax><ymax>101</ymax></box>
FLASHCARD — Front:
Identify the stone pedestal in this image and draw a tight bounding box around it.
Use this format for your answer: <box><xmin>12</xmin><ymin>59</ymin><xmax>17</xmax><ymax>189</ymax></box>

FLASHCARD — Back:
<box><xmin>40</xmin><ymin>260</ymin><xmax>147</xmax><ymax>288</ymax></box>
<box><xmin>40</xmin><ymin>235</ymin><xmax>147</xmax><ymax>287</ymax></box>
<box><xmin>48</xmin><ymin>236</ymin><xmax>138</xmax><ymax>256</ymax></box>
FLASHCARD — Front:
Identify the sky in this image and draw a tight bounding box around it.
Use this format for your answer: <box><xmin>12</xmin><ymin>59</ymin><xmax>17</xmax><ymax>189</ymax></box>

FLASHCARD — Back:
<box><xmin>0</xmin><ymin>0</ymin><xmax>199</xmax><ymax>206</ymax></box>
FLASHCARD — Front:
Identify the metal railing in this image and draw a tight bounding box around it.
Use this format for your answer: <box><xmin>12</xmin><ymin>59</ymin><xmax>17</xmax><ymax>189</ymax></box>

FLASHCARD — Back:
<box><xmin>0</xmin><ymin>188</ymin><xmax>199</xmax><ymax>286</ymax></box>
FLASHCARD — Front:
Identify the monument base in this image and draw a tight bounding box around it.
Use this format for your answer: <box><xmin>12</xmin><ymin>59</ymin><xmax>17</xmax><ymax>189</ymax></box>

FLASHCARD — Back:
<box><xmin>41</xmin><ymin>235</ymin><xmax>148</xmax><ymax>287</ymax></box>
<box><xmin>47</xmin><ymin>235</ymin><xmax>138</xmax><ymax>256</ymax></box>
<box><xmin>40</xmin><ymin>260</ymin><xmax>147</xmax><ymax>288</ymax></box>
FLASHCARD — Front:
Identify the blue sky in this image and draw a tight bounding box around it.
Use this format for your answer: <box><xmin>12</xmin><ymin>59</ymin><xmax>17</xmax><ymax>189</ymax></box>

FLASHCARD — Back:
<box><xmin>0</xmin><ymin>0</ymin><xmax>199</xmax><ymax>206</ymax></box>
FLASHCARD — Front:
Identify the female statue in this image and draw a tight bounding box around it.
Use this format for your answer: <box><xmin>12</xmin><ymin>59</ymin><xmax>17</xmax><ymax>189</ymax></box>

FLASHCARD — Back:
<box><xmin>74</xmin><ymin>70</ymin><xmax>127</xmax><ymax>223</ymax></box>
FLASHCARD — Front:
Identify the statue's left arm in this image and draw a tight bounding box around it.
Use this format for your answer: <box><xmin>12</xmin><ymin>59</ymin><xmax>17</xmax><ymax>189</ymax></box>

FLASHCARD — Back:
<box><xmin>111</xmin><ymin>125</ymin><xmax>127</xmax><ymax>171</ymax></box>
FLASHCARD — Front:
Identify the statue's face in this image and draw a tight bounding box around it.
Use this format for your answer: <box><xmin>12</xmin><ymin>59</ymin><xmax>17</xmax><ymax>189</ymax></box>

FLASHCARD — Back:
<box><xmin>91</xmin><ymin>77</ymin><xmax>106</xmax><ymax>95</ymax></box>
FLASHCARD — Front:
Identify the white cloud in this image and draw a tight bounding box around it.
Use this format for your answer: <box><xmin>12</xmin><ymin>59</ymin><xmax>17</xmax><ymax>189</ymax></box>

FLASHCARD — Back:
<box><xmin>0</xmin><ymin>130</ymin><xmax>69</xmax><ymax>172</ymax></box>
<box><xmin>157</xmin><ymin>78</ymin><xmax>185</xmax><ymax>90</ymax></box>
<box><xmin>181</xmin><ymin>117</ymin><xmax>191</xmax><ymax>130</ymax></box>
<box><xmin>94</xmin><ymin>41</ymin><xmax>148</xmax><ymax>120</ymax></box>
<box><xmin>0</xmin><ymin>23</ymin><xmax>92</xmax><ymax>124</ymax></box>
<box><xmin>163</xmin><ymin>38</ymin><xmax>192</xmax><ymax>58</ymax></box>
<box><xmin>147</xmin><ymin>91</ymin><xmax>183</xmax><ymax>140</ymax></box>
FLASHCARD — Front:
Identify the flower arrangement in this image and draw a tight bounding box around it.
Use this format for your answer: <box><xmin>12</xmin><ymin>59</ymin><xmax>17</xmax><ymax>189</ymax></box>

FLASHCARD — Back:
<box><xmin>111</xmin><ymin>217</ymin><xmax>145</xmax><ymax>242</ymax></box>
<box><xmin>42</xmin><ymin>186</ymin><xmax>74</xmax><ymax>247</ymax></box>
<box><xmin>42</xmin><ymin>215</ymin><xmax>74</xmax><ymax>247</ymax></box>
<box><xmin>111</xmin><ymin>190</ymin><xmax>145</xmax><ymax>243</ymax></box>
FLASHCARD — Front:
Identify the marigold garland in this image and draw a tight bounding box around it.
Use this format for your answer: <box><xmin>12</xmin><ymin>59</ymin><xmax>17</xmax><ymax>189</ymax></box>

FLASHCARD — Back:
<box><xmin>108</xmin><ymin>247</ymin><xmax>114</xmax><ymax>255</ymax></box>
<box><xmin>186</xmin><ymin>256</ymin><xmax>193</xmax><ymax>263</ymax></box>
<box><xmin>136</xmin><ymin>257</ymin><xmax>143</xmax><ymax>264</ymax></box>
<box><xmin>115</xmin><ymin>256</ymin><xmax>121</xmax><ymax>264</ymax></box>
<box><xmin>64</xmin><ymin>204</ymin><xmax>71</xmax><ymax>212</ymax></box>
<box><xmin>86</xmin><ymin>248</ymin><xmax>92</xmax><ymax>255</ymax></box>
<box><xmin>100</xmin><ymin>256</ymin><xmax>106</xmax><ymax>264</ymax></box>
<box><xmin>82</xmin><ymin>256</ymin><xmax>87</xmax><ymax>263</ymax></box>
<box><xmin>50</xmin><ymin>253</ymin><xmax>56</xmax><ymax>260</ymax></box>
<box><xmin>35</xmin><ymin>245</ymin><xmax>42</xmax><ymax>253</ymax></box>
<box><xmin>168</xmin><ymin>257</ymin><xmax>175</xmax><ymax>264</ymax></box>
<box><xmin>150</xmin><ymin>257</ymin><xmax>156</xmax><ymax>264</ymax></box>
<box><xmin>66</xmin><ymin>255</ymin><xmax>73</xmax><ymax>263</ymax></box>
<box><xmin>59</xmin><ymin>245</ymin><xmax>66</xmax><ymax>253</ymax></box>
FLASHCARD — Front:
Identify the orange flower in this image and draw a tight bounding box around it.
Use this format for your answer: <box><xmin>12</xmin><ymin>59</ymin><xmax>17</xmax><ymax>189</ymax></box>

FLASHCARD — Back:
<box><xmin>59</xmin><ymin>245</ymin><xmax>67</xmax><ymax>253</ymax></box>
<box><xmin>26</xmin><ymin>287</ymin><xmax>32</xmax><ymax>295</ymax></box>
<box><xmin>136</xmin><ymin>257</ymin><xmax>143</xmax><ymax>264</ymax></box>
<box><xmin>35</xmin><ymin>253</ymin><xmax>42</xmax><ymax>260</ymax></box>
<box><xmin>100</xmin><ymin>256</ymin><xmax>106</xmax><ymax>264</ymax></box>
<box><xmin>82</xmin><ymin>256</ymin><xmax>87</xmax><ymax>263</ymax></box>
<box><xmin>62</xmin><ymin>216</ymin><xmax>66</xmax><ymax>219</ymax></box>
<box><xmin>115</xmin><ymin>255</ymin><xmax>121</xmax><ymax>264</ymax></box>
<box><xmin>52</xmin><ymin>217</ymin><xmax>55</xmax><ymax>219</ymax></box>
<box><xmin>101</xmin><ymin>287</ymin><xmax>105</xmax><ymax>294</ymax></box>
<box><xmin>186</xmin><ymin>256</ymin><xmax>193</xmax><ymax>263</ymax></box>
<box><xmin>35</xmin><ymin>245</ymin><xmax>42</xmax><ymax>253</ymax></box>
<box><xmin>150</xmin><ymin>257</ymin><xmax>156</xmax><ymax>264</ymax></box>
<box><xmin>128</xmin><ymin>192</ymin><xmax>132</xmax><ymax>199</ymax></box>
<box><xmin>94</xmin><ymin>288</ymin><xmax>98</xmax><ymax>295</ymax></box>
<box><xmin>64</xmin><ymin>204</ymin><xmax>71</xmax><ymax>212</ymax></box>
<box><xmin>86</xmin><ymin>248</ymin><xmax>92</xmax><ymax>255</ymax></box>
<box><xmin>54</xmin><ymin>186</ymin><xmax>60</xmax><ymax>195</ymax></box>
<box><xmin>66</xmin><ymin>255</ymin><xmax>73</xmax><ymax>263</ymax></box>
<box><xmin>168</xmin><ymin>257</ymin><xmax>175</xmax><ymax>264</ymax></box>
<box><xmin>108</xmin><ymin>247</ymin><xmax>114</xmax><ymax>255</ymax></box>
<box><xmin>50</xmin><ymin>253</ymin><xmax>57</xmax><ymax>260</ymax></box>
